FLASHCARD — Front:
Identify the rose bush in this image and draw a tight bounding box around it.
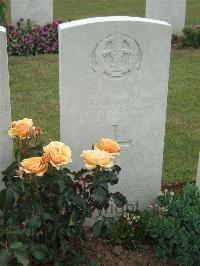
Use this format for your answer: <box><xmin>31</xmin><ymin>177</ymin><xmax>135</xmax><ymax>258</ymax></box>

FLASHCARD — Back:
<box><xmin>0</xmin><ymin>118</ymin><xmax>126</xmax><ymax>265</ymax></box>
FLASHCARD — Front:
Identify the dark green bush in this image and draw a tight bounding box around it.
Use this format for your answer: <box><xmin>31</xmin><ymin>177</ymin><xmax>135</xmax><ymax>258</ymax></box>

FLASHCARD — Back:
<box><xmin>92</xmin><ymin>210</ymin><xmax>145</xmax><ymax>249</ymax></box>
<box><xmin>144</xmin><ymin>184</ymin><xmax>200</xmax><ymax>266</ymax></box>
<box><xmin>183</xmin><ymin>25</ymin><xmax>200</xmax><ymax>48</ymax></box>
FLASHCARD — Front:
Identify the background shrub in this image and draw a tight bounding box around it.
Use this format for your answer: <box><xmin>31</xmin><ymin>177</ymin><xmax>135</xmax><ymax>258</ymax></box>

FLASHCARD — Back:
<box><xmin>182</xmin><ymin>25</ymin><xmax>200</xmax><ymax>48</ymax></box>
<box><xmin>0</xmin><ymin>0</ymin><xmax>6</xmax><ymax>26</ymax></box>
<box><xmin>7</xmin><ymin>19</ymin><xmax>63</xmax><ymax>56</ymax></box>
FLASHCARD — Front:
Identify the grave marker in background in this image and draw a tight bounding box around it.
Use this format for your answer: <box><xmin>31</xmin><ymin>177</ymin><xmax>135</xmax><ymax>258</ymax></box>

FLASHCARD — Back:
<box><xmin>0</xmin><ymin>27</ymin><xmax>13</xmax><ymax>189</ymax></box>
<box><xmin>11</xmin><ymin>0</ymin><xmax>53</xmax><ymax>25</ymax></box>
<box><xmin>196</xmin><ymin>153</ymin><xmax>200</xmax><ymax>189</ymax></box>
<box><xmin>59</xmin><ymin>17</ymin><xmax>172</xmax><ymax>208</ymax></box>
<box><xmin>146</xmin><ymin>0</ymin><xmax>187</xmax><ymax>35</ymax></box>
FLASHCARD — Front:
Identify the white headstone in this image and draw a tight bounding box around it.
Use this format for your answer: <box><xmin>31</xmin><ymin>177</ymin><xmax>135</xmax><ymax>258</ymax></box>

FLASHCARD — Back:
<box><xmin>11</xmin><ymin>0</ymin><xmax>53</xmax><ymax>26</ymax></box>
<box><xmin>0</xmin><ymin>27</ymin><xmax>13</xmax><ymax>189</ymax></box>
<box><xmin>146</xmin><ymin>0</ymin><xmax>187</xmax><ymax>35</ymax></box>
<box><xmin>196</xmin><ymin>153</ymin><xmax>200</xmax><ymax>189</ymax></box>
<box><xmin>59</xmin><ymin>17</ymin><xmax>172</xmax><ymax>209</ymax></box>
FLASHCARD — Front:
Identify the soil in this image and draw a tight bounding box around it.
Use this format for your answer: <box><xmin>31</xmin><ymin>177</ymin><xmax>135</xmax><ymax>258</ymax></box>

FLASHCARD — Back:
<box><xmin>162</xmin><ymin>178</ymin><xmax>195</xmax><ymax>193</ymax></box>
<box><xmin>81</xmin><ymin>228</ymin><xmax>175</xmax><ymax>266</ymax></box>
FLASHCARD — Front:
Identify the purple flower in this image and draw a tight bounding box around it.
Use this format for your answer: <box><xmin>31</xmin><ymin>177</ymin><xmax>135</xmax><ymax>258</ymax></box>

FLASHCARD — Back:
<box><xmin>6</xmin><ymin>18</ymin><xmax>63</xmax><ymax>56</ymax></box>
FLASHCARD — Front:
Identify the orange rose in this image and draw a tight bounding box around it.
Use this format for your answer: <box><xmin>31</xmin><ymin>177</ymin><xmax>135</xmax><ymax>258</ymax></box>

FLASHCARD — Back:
<box><xmin>94</xmin><ymin>138</ymin><xmax>120</xmax><ymax>155</ymax></box>
<box><xmin>43</xmin><ymin>141</ymin><xmax>72</xmax><ymax>169</ymax></box>
<box><xmin>8</xmin><ymin>118</ymin><xmax>33</xmax><ymax>139</ymax></box>
<box><xmin>81</xmin><ymin>150</ymin><xmax>114</xmax><ymax>170</ymax></box>
<box><xmin>21</xmin><ymin>157</ymin><xmax>48</xmax><ymax>176</ymax></box>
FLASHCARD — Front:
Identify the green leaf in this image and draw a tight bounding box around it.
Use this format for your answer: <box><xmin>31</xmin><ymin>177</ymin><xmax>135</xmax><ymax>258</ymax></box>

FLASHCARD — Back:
<box><xmin>54</xmin><ymin>176</ymin><xmax>65</xmax><ymax>193</ymax></box>
<box><xmin>72</xmin><ymin>168</ymin><xmax>89</xmax><ymax>180</ymax></box>
<box><xmin>10</xmin><ymin>242</ymin><xmax>29</xmax><ymax>266</ymax></box>
<box><xmin>31</xmin><ymin>244</ymin><xmax>47</xmax><ymax>260</ymax></box>
<box><xmin>92</xmin><ymin>187</ymin><xmax>106</xmax><ymax>205</ymax></box>
<box><xmin>0</xmin><ymin>189</ymin><xmax>6</xmax><ymax>210</ymax></box>
<box><xmin>0</xmin><ymin>249</ymin><xmax>11</xmax><ymax>265</ymax></box>
<box><xmin>15</xmin><ymin>252</ymin><xmax>29</xmax><ymax>266</ymax></box>
<box><xmin>29</xmin><ymin>143</ymin><xmax>43</xmax><ymax>156</ymax></box>
<box><xmin>4</xmin><ymin>189</ymin><xmax>14</xmax><ymax>211</ymax></box>
<box><xmin>112</xmin><ymin>165</ymin><xmax>121</xmax><ymax>174</ymax></box>
<box><xmin>111</xmin><ymin>192</ymin><xmax>127</xmax><ymax>208</ymax></box>
<box><xmin>2</xmin><ymin>161</ymin><xmax>18</xmax><ymax>177</ymax></box>
<box><xmin>42</xmin><ymin>212</ymin><xmax>54</xmax><ymax>220</ymax></box>
<box><xmin>26</xmin><ymin>215</ymin><xmax>41</xmax><ymax>228</ymax></box>
<box><xmin>109</xmin><ymin>174</ymin><xmax>119</xmax><ymax>185</ymax></box>
<box><xmin>93</xmin><ymin>220</ymin><xmax>104</xmax><ymax>237</ymax></box>
<box><xmin>67</xmin><ymin>191</ymin><xmax>85</xmax><ymax>209</ymax></box>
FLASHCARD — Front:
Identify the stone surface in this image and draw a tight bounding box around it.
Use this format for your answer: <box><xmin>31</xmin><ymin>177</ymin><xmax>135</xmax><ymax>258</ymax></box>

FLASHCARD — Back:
<box><xmin>146</xmin><ymin>0</ymin><xmax>187</xmax><ymax>35</ymax></box>
<box><xmin>0</xmin><ymin>27</ymin><xmax>13</xmax><ymax>188</ymax></box>
<box><xmin>196</xmin><ymin>153</ymin><xmax>200</xmax><ymax>189</ymax></box>
<box><xmin>11</xmin><ymin>0</ymin><xmax>53</xmax><ymax>25</ymax></box>
<box><xmin>59</xmin><ymin>17</ymin><xmax>172</xmax><ymax>209</ymax></box>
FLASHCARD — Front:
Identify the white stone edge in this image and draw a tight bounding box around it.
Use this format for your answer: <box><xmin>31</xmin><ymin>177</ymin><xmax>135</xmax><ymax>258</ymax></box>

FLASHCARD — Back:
<box><xmin>196</xmin><ymin>152</ymin><xmax>200</xmax><ymax>185</ymax></box>
<box><xmin>0</xmin><ymin>26</ymin><xmax>6</xmax><ymax>33</ymax></box>
<box><xmin>59</xmin><ymin>16</ymin><xmax>172</xmax><ymax>30</ymax></box>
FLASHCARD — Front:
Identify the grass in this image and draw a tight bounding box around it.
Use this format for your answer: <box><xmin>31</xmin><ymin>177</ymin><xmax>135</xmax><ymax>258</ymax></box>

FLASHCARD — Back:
<box><xmin>8</xmin><ymin>49</ymin><xmax>200</xmax><ymax>182</ymax></box>
<box><xmin>5</xmin><ymin>0</ymin><xmax>200</xmax><ymax>26</ymax></box>
<box><xmin>163</xmin><ymin>49</ymin><xmax>200</xmax><ymax>181</ymax></box>
<box><xmin>4</xmin><ymin>0</ymin><xmax>200</xmax><ymax>182</ymax></box>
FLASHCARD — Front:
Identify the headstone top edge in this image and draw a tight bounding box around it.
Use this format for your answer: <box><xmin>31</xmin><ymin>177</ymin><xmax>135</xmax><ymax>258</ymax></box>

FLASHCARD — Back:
<box><xmin>0</xmin><ymin>26</ymin><xmax>6</xmax><ymax>33</ymax></box>
<box><xmin>59</xmin><ymin>16</ymin><xmax>172</xmax><ymax>31</ymax></box>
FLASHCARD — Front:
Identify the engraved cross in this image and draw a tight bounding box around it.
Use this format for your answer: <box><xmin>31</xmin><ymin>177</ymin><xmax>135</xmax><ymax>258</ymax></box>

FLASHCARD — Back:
<box><xmin>112</xmin><ymin>125</ymin><xmax>131</xmax><ymax>147</ymax></box>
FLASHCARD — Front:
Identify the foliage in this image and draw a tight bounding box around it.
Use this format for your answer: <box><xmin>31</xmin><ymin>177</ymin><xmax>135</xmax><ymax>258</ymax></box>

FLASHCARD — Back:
<box><xmin>182</xmin><ymin>25</ymin><xmax>200</xmax><ymax>48</ymax></box>
<box><xmin>172</xmin><ymin>26</ymin><xmax>200</xmax><ymax>49</ymax></box>
<box><xmin>143</xmin><ymin>184</ymin><xmax>200</xmax><ymax>266</ymax></box>
<box><xmin>7</xmin><ymin>19</ymin><xmax>63</xmax><ymax>56</ymax></box>
<box><xmin>0</xmin><ymin>120</ymin><xmax>126</xmax><ymax>265</ymax></box>
<box><xmin>92</xmin><ymin>210</ymin><xmax>145</xmax><ymax>249</ymax></box>
<box><xmin>0</xmin><ymin>0</ymin><xmax>6</xmax><ymax>26</ymax></box>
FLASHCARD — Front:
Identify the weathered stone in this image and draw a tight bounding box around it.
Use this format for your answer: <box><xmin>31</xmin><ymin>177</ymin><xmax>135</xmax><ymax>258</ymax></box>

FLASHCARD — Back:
<box><xmin>146</xmin><ymin>0</ymin><xmax>187</xmax><ymax>35</ymax></box>
<box><xmin>11</xmin><ymin>0</ymin><xmax>53</xmax><ymax>25</ymax></box>
<box><xmin>0</xmin><ymin>27</ymin><xmax>13</xmax><ymax>189</ymax></box>
<box><xmin>59</xmin><ymin>17</ymin><xmax>172</xmax><ymax>209</ymax></box>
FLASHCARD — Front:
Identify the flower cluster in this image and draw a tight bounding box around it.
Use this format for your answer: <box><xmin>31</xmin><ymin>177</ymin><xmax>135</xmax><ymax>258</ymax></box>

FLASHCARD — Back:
<box><xmin>81</xmin><ymin>138</ymin><xmax>120</xmax><ymax>170</ymax></box>
<box><xmin>8</xmin><ymin>119</ymin><xmax>120</xmax><ymax>177</ymax></box>
<box><xmin>123</xmin><ymin>212</ymin><xmax>140</xmax><ymax>225</ymax></box>
<box><xmin>6</xmin><ymin>18</ymin><xmax>63</xmax><ymax>56</ymax></box>
<box><xmin>3</xmin><ymin>118</ymin><xmax>126</xmax><ymax>265</ymax></box>
<box><xmin>8</xmin><ymin>118</ymin><xmax>41</xmax><ymax>139</ymax></box>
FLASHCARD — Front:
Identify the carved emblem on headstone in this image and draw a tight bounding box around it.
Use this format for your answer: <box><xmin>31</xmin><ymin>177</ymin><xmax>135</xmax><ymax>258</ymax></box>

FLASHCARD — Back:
<box><xmin>91</xmin><ymin>33</ymin><xmax>142</xmax><ymax>79</ymax></box>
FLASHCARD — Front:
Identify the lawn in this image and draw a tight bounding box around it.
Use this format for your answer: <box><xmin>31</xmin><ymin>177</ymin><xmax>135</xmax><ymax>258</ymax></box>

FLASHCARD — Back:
<box><xmin>5</xmin><ymin>0</ymin><xmax>200</xmax><ymax>25</ymax></box>
<box><xmin>5</xmin><ymin>0</ymin><xmax>200</xmax><ymax>182</ymax></box>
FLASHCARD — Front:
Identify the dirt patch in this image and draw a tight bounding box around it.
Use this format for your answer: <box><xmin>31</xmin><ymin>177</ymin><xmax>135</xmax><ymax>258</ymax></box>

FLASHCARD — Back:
<box><xmin>81</xmin><ymin>228</ymin><xmax>175</xmax><ymax>266</ymax></box>
<box><xmin>162</xmin><ymin>178</ymin><xmax>195</xmax><ymax>193</ymax></box>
